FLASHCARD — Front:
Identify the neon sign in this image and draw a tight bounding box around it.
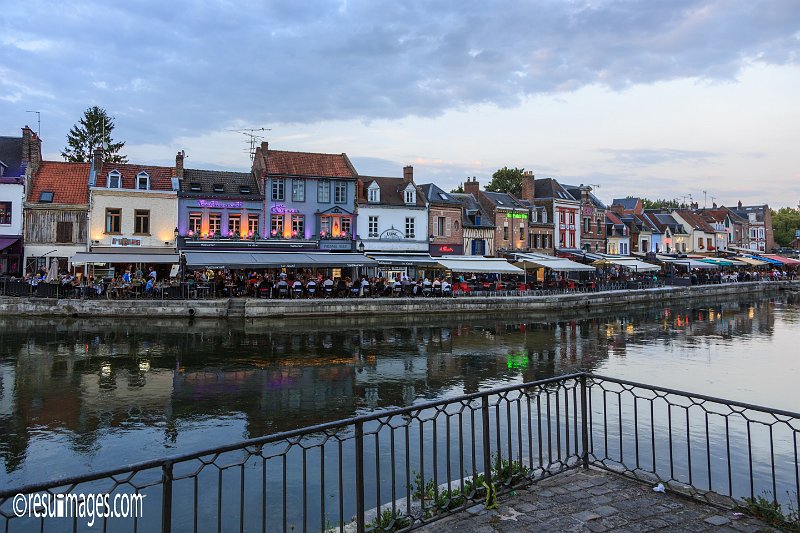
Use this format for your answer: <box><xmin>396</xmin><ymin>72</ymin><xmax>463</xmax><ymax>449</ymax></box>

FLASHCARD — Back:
<box><xmin>506</xmin><ymin>212</ymin><xmax>528</xmax><ymax>219</ymax></box>
<box><xmin>198</xmin><ymin>200</ymin><xmax>243</xmax><ymax>208</ymax></box>
<box><xmin>271</xmin><ymin>203</ymin><xmax>300</xmax><ymax>214</ymax></box>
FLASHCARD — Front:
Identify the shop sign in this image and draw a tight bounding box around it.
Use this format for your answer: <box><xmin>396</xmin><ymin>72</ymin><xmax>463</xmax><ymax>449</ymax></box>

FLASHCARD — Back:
<box><xmin>198</xmin><ymin>200</ymin><xmax>243</xmax><ymax>208</ymax></box>
<box><xmin>111</xmin><ymin>237</ymin><xmax>141</xmax><ymax>246</ymax></box>
<box><xmin>271</xmin><ymin>203</ymin><xmax>300</xmax><ymax>214</ymax></box>
<box><xmin>380</xmin><ymin>228</ymin><xmax>404</xmax><ymax>240</ymax></box>
<box><xmin>320</xmin><ymin>241</ymin><xmax>353</xmax><ymax>251</ymax></box>
<box><xmin>506</xmin><ymin>212</ymin><xmax>528</xmax><ymax>219</ymax></box>
<box><xmin>429</xmin><ymin>243</ymin><xmax>463</xmax><ymax>256</ymax></box>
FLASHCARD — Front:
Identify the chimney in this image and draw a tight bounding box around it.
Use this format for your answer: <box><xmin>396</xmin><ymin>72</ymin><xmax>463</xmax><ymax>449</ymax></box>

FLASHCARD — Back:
<box><xmin>738</xmin><ymin>200</ymin><xmax>742</xmax><ymax>209</ymax></box>
<box><xmin>463</xmin><ymin>176</ymin><xmax>480</xmax><ymax>195</ymax></box>
<box><xmin>580</xmin><ymin>185</ymin><xmax>591</xmax><ymax>203</ymax></box>
<box><xmin>175</xmin><ymin>150</ymin><xmax>185</xmax><ymax>178</ymax></box>
<box><xmin>261</xmin><ymin>141</ymin><xmax>269</xmax><ymax>153</ymax></box>
<box><xmin>92</xmin><ymin>147</ymin><xmax>104</xmax><ymax>176</ymax></box>
<box><xmin>609</xmin><ymin>204</ymin><xmax>624</xmax><ymax>215</ymax></box>
<box><xmin>356</xmin><ymin>178</ymin><xmax>363</xmax><ymax>203</ymax></box>
<box><xmin>403</xmin><ymin>165</ymin><xmax>413</xmax><ymax>183</ymax></box>
<box><xmin>520</xmin><ymin>171</ymin><xmax>535</xmax><ymax>200</ymax></box>
<box><xmin>21</xmin><ymin>126</ymin><xmax>42</xmax><ymax>172</ymax></box>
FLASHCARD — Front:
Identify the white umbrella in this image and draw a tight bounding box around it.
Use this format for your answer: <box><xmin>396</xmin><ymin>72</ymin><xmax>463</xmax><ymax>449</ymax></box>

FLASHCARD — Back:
<box><xmin>45</xmin><ymin>259</ymin><xmax>59</xmax><ymax>282</ymax></box>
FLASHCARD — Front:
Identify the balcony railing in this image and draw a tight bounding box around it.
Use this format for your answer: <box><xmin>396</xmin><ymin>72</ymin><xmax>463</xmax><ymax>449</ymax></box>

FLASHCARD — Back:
<box><xmin>0</xmin><ymin>373</ymin><xmax>797</xmax><ymax>532</ymax></box>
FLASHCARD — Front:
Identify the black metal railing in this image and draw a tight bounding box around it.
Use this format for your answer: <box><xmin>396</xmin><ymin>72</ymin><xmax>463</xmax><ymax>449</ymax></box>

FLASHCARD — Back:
<box><xmin>0</xmin><ymin>373</ymin><xmax>797</xmax><ymax>532</ymax></box>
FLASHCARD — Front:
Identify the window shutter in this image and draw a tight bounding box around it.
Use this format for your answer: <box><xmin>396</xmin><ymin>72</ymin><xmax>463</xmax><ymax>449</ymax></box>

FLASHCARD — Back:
<box><xmin>445</xmin><ymin>219</ymin><xmax>451</xmax><ymax>237</ymax></box>
<box><xmin>56</xmin><ymin>221</ymin><xmax>73</xmax><ymax>243</ymax></box>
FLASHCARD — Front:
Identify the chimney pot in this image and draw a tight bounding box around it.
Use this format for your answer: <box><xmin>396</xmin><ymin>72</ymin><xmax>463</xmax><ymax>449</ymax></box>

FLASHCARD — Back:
<box><xmin>403</xmin><ymin>165</ymin><xmax>413</xmax><ymax>183</ymax></box>
<box><xmin>92</xmin><ymin>147</ymin><xmax>104</xmax><ymax>176</ymax></box>
<box><xmin>463</xmin><ymin>177</ymin><xmax>480</xmax><ymax>195</ymax></box>
<box><xmin>175</xmin><ymin>150</ymin><xmax>185</xmax><ymax>179</ymax></box>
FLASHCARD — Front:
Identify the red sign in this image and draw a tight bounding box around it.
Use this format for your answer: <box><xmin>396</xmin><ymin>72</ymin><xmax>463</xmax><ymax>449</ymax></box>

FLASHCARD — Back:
<box><xmin>429</xmin><ymin>243</ymin><xmax>463</xmax><ymax>256</ymax></box>
<box><xmin>439</xmin><ymin>245</ymin><xmax>454</xmax><ymax>253</ymax></box>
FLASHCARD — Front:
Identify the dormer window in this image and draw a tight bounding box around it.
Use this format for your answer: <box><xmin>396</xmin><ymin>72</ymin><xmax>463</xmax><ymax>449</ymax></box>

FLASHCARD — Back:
<box><xmin>404</xmin><ymin>185</ymin><xmax>416</xmax><ymax>204</ymax></box>
<box><xmin>190</xmin><ymin>182</ymin><xmax>202</xmax><ymax>191</ymax></box>
<box><xmin>213</xmin><ymin>183</ymin><xmax>224</xmax><ymax>193</ymax></box>
<box><xmin>239</xmin><ymin>186</ymin><xmax>251</xmax><ymax>194</ymax></box>
<box><xmin>107</xmin><ymin>170</ymin><xmax>121</xmax><ymax>189</ymax></box>
<box><xmin>136</xmin><ymin>172</ymin><xmax>150</xmax><ymax>190</ymax></box>
<box><xmin>368</xmin><ymin>182</ymin><xmax>380</xmax><ymax>203</ymax></box>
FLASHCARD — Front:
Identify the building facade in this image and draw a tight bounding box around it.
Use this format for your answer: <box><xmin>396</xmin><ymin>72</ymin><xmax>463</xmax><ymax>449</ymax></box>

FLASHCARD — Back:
<box><xmin>0</xmin><ymin>129</ymin><xmax>28</xmax><ymax>276</ymax></box>
<box><xmin>464</xmin><ymin>178</ymin><xmax>527</xmax><ymax>254</ymax></box>
<box><xmin>450</xmin><ymin>188</ymin><xmax>495</xmax><ymax>256</ymax></box>
<box><xmin>564</xmin><ymin>184</ymin><xmax>606</xmax><ymax>253</ymax></box>
<box><xmin>419</xmin><ymin>183</ymin><xmax>464</xmax><ymax>256</ymax></box>
<box><xmin>730</xmin><ymin>203</ymin><xmax>774</xmax><ymax>252</ymax></box>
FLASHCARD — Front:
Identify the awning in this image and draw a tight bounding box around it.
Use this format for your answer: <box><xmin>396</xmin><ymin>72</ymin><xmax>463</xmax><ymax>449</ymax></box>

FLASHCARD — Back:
<box><xmin>366</xmin><ymin>254</ymin><xmax>439</xmax><ymax>266</ymax></box>
<box><xmin>436</xmin><ymin>256</ymin><xmax>523</xmax><ymax>274</ymax></box>
<box><xmin>660</xmin><ymin>258</ymin><xmax>719</xmax><ymax>269</ymax></box>
<box><xmin>600</xmin><ymin>257</ymin><xmax>661</xmax><ymax>272</ymax></box>
<box><xmin>760</xmin><ymin>254</ymin><xmax>800</xmax><ymax>267</ymax></box>
<box><xmin>70</xmin><ymin>252</ymin><xmax>179</xmax><ymax>264</ymax></box>
<box><xmin>557</xmin><ymin>249</ymin><xmax>605</xmax><ymax>262</ymax></box>
<box><xmin>183</xmin><ymin>251</ymin><xmax>377</xmax><ymax>269</ymax></box>
<box><xmin>514</xmin><ymin>253</ymin><xmax>596</xmax><ymax>272</ymax></box>
<box><xmin>749</xmin><ymin>255</ymin><xmax>784</xmax><ymax>266</ymax></box>
<box><xmin>697</xmin><ymin>258</ymin><xmax>735</xmax><ymax>267</ymax></box>
<box><xmin>735</xmin><ymin>256</ymin><xmax>769</xmax><ymax>266</ymax></box>
<box><xmin>0</xmin><ymin>237</ymin><xmax>20</xmax><ymax>252</ymax></box>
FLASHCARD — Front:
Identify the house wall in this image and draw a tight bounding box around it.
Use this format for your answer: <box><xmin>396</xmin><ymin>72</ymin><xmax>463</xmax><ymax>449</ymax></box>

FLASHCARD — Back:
<box><xmin>23</xmin><ymin>205</ymin><xmax>88</xmax><ymax>272</ymax></box>
<box><xmin>428</xmin><ymin>205</ymin><xmax>463</xmax><ymax>256</ymax></box>
<box><xmin>357</xmin><ymin>204</ymin><xmax>428</xmax><ymax>252</ymax></box>
<box><xmin>89</xmin><ymin>189</ymin><xmax>178</xmax><ymax>248</ymax></box>
<box><xmin>554</xmin><ymin>201</ymin><xmax>581</xmax><ymax>250</ymax></box>
<box><xmin>492</xmin><ymin>208</ymin><xmax>527</xmax><ymax>252</ymax></box>
<box><xmin>463</xmin><ymin>227</ymin><xmax>494</xmax><ymax>256</ymax></box>
<box><xmin>178</xmin><ymin>197</ymin><xmax>264</xmax><ymax>237</ymax></box>
<box><xmin>0</xmin><ymin>182</ymin><xmax>24</xmax><ymax>236</ymax></box>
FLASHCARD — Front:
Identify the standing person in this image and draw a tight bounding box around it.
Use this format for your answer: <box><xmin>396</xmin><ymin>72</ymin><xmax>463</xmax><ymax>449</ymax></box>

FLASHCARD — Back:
<box><xmin>148</xmin><ymin>267</ymin><xmax>157</xmax><ymax>283</ymax></box>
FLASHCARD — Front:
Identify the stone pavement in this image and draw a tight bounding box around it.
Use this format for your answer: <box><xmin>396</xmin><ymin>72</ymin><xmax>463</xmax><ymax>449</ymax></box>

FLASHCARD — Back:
<box><xmin>415</xmin><ymin>468</ymin><xmax>778</xmax><ymax>532</ymax></box>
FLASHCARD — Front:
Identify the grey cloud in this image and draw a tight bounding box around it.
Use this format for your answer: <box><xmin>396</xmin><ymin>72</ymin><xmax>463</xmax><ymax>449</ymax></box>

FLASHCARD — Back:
<box><xmin>600</xmin><ymin>148</ymin><xmax>720</xmax><ymax>166</ymax></box>
<box><xmin>2</xmin><ymin>0</ymin><xmax>799</xmax><ymax>145</ymax></box>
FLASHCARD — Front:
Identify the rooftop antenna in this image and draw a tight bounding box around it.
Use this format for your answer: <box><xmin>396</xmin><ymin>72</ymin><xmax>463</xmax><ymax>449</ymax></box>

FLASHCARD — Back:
<box><xmin>702</xmin><ymin>190</ymin><xmax>707</xmax><ymax>208</ymax></box>
<box><xmin>228</xmin><ymin>127</ymin><xmax>271</xmax><ymax>161</ymax></box>
<box><xmin>26</xmin><ymin>110</ymin><xmax>41</xmax><ymax>138</ymax></box>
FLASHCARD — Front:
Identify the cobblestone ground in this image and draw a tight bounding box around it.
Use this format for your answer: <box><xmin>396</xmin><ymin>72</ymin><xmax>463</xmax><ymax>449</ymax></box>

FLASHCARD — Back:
<box><xmin>415</xmin><ymin>468</ymin><xmax>779</xmax><ymax>532</ymax></box>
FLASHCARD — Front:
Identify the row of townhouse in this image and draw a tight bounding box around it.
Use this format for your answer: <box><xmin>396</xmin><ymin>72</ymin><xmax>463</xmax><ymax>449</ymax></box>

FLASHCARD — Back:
<box><xmin>0</xmin><ymin>126</ymin><xmax>775</xmax><ymax>277</ymax></box>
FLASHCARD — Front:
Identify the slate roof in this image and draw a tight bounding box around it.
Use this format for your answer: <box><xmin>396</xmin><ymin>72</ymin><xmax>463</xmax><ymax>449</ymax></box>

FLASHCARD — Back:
<box><xmin>481</xmin><ymin>191</ymin><xmax>526</xmax><ymax>209</ymax></box>
<box><xmin>265</xmin><ymin>149</ymin><xmax>356</xmax><ymax>178</ymax></box>
<box><xmin>731</xmin><ymin>205</ymin><xmax>768</xmax><ymax>223</ymax></box>
<box><xmin>29</xmin><ymin>161</ymin><xmax>91</xmax><ymax>205</ymax></box>
<box><xmin>93</xmin><ymin>162</ymin><xmax>175</xmax><ymax>191</ymax></box>
<box><xmin>532</xmin><ymin>178</ymin><xmax>577</xmax><ymax>201</ymax></box>
<box><xmin>418</xmin><ymin>183</ymin><xmax>462</xmax><ymax>206</ymax></box>
<box><xmin>358</xmin><ymin>176</ymin><xmax>426</xmax><ymax>207</ymax></box>
<box><xmin>611</xmin><ymin>198</ymin><xmax>640</xmax><ymax>211</ymax></box>
<box><xmin>645</xmin><ymin>212</ymin><xmax>689</xmax><ymax>235</ymax></box>
<box><xmin>450</xmin><ymin>193</ymin><xmax>495</xmax><ymax>228</ymax></box>
<box><xmin>180</xmin><ymin>169</ymin><xmax>262</xmax><ymax>198</ymax></box>
<box><xmin>562</xmin><ymin>184</ymin><xmax>607</xmax><ymax>209</ymax></box>
<box><xmin>673</xmin><ymin>210</ymin><xmax>716</xmax><ymax>232</ymax></box>
<box><xmin>0</xmin><ymin>136</ymin><xmax>24</xmax><ymax>177</ymax></box>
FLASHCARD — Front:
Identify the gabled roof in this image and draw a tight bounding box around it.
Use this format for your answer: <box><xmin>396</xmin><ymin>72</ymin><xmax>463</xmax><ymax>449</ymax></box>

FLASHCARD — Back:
<box><xmin>358</xmin><ymin>176</ymin><xmax>426</xmax><ymax>207</ymax></box>
<box><xmin>611</xmin><ymin>198</ymin><xmax>641</xmax><ymax>211</ymax></box>
<box><xmin>95</xmin><ymin>162</ymin><xmax>176</xmax><ymax>191</ymax></box>
<box><xmin>29</xmin><ymin>161</ymin><xmax>91</xmax><ymax>205</ymax></box>
<box><xmin>418</xmin><ymin>183</ymin><xmax>462</xmax><ymax>205</ymax></box>
<box><xmin>0</xmin><ymin>136</ymin><xmax>24</xmax><ymax>177</ymax></box>
<box><xmin>673</xmin><ymin>210</ymin><xmax>716</xmax><ymax>233</ymax></box>
<box><xmin>646</xmin><ymin>212</ymin><xmax>689</xmax><ymax>235</ymax></box>
<box><xmin>533</xmin><ymin>178</ymin><xmax>578</xmax><ymax>201</ymax></box>
<box><xmin>606</xmin><ymin>211</ymin><xmax>624</xmax><ymax>225</ymax></box>
<box><xmin>265</xmin><ymin>149</ymin><xmax>356</xmax><ymax>178</ymax></box>
<box><xmin>481</xmin><ymin>191</ymin><xmax>526</xmax><ymax>209</ymax></box>
<box><xmin>561</xmin><ymin>184</ymin><xmax>607</xmax><ymax>209</ymax></box>
<box><xmin>730</xmin><ymin>204</ymin><xmax>767</xmax><ymax>223</ymax></box>
<box><xmin>181</xmin><ymin>169</ymin><xmax>261</xmax><ymax>198</ymax></box>
<box><xmin>450</xmin><ymin>193</ymin><xmax>495</xmax><ymax>228</ymax></box>
<box><xmin>695</xmin><ymin>208</ymin><xmax>736</xmax><ymax>225</ymax></box>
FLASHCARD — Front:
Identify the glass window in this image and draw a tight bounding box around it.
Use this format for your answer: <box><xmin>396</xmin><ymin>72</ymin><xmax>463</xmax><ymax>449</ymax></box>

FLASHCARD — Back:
<box><xmin>503</xmin><ymin>223</ymin><xmax>509</xmax><ymax>241</ymax></box>
<box><xmin>270</xmin><ymin>215</ymin><xmax>284</xmax><ymax>237</ymax></box>
<box><xmin>107</xmin><ymin>171</ymin><xmax>121</xmax><ymax>189</ymax></box>
<box><xmin>228</xmin><ymin>214</ymin><xmax>241</xmax><ymax>235</ymax></box>
<box><xmin>56</xmin><ymin>221</ymin><xmax>72</xmax><ymax>243</ymax></box>
<box><xmin>189</xmin><ymin>212</ymin><xmax>202</xmax><ymax>234</ymax></box>
<box><xmin>437</xmin><ymin>216</ymin><xmax>445</xmax><ymax>236</ymax></box>
<box><xmin>368</xmin><ymin>187</ymin><xmax>379</xmax><ymax>202</ymax></box>
<box><xmin>248</xmin><ymin>214</ymin><xmax>260</xmax><ymax>236</ymax></box>
<box><xmin>39</xmin><ymin>191</ymin><xmax>54</xmax><ymax>203</ymax></box>
<box><xmin>272</xmin><ymin>178</ymin><xmax>285</xmax><ymax>201</ymax></box>
<box><xmin>334</xmin><ymin>181</ymin><xmax>347</xmax><ymax>203</ymax></box>
<box><xmin>105</xmin><ymin>208</ymin><xmax>121</xmax><ymax>233</ymax></box>
<box><xmin>368</xmin><ymin>216</ymin><xmax>378</xmax><ymax>237</ymax></box>
<box><xmin>134</xmin><ymin>210</ymin><xmax>150</xmax><ymax>234</ymax></box>
<box><xmin>405</xmin><ymin>217</ymin><xmax>415</xmax><ymax>239</ymax></box>
<box><xmin>318</xmin><ymin>180</ymin><xmax>330</xmax><ymax>203</ymax></box>
<box><xmin>320</xmin><ymin>216</ymin><xmax>331</xmax><ymax>235</ymax></box>
<box><xmin>291</xmin><ymin>179</ymin><xmax>305</xmax><ymax>202</ymax></box>
<box><xmin>559</xmin><ymin>211</ymin><xmax>565</xmax><ymax>223</ymax></box>
<box><xmin>584</xmin><ymin>218</ymin><xmax>590</xmax><ymax>232</ymax></box>
<box><xmin>137</xmin><ymin>172</ymin><xmax>149</xmax><ymax>190</ymax></box>
<box><xmin>0</xmin><ymin>202</ymin><xmax>11</xmax><ymax>224</ymax></box>
<box><xmin>405</xmin><ymin>189</ymin><xmax>415</xmax><ymax>204</ymax></box>
<box><xmin>341</xmin><ymin>217</ymin><xmax>351</xmax><ymax>237</ymax></box>
<box><xmin>291</xmin><ymin>215</ymin><xmax>304</xmax><ymax>237</ymax></box>
<box><xmin>208</xmin><ymin>213</ymin><xmax>221</xmax><ymax>236</ymax></box>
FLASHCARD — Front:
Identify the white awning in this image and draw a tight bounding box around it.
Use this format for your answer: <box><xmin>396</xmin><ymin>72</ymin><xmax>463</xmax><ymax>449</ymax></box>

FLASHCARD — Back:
<box><xmin>70</xmin><ymin>252</ymin><xmax>179</xmax><ymax>264</ymax></box>
<box><xmin>366</xmin><ymin>253</ymin><xmax>439</xmax><ymax>266</ymax></box>
<box><xmin>513</xmin><ymin>253</ymin><xmax>596</xmax><ymax>272</ymax></box>
<box><xmin>183</xmin><ymin>251</ymin><xmax>377</xmax><ymax>269</ymax></box>
<box><xmin>436</xmin><ymin>256</ymin><xmax>523</xmax><ymax>274</ymax></box>
<box><xmin>660</xmin><ymin>258</ymin><xmax>719</xmax><ymax>269</ymax></box>
<box><xmin>604</xmin><ymin>257</ymin><xmax>661</xmax><ymax>272</ymax></box>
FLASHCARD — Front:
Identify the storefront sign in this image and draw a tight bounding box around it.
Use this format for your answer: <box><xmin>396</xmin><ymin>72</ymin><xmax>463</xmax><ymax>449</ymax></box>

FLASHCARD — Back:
<box><xmin>506</xmin><ymin>212</ymin><xmax>528</xmax><ymax>219</ymax></box>
<box><xmin>320</xmin><ymin>241</ymin><xmax>353</xmax><ymax>251</ymax></box>
<box><xmin>380</xmin><ymin>228</ymin><xmax>404</xmax><ymax>240</ymax></box>
<box><xmin>198</xmin><ymin>200</ymin><xmax>243</xmax><ymax>208</ymax></box>
<box><xmin>271</xmin><ymin>203</ymin><xmax>300</xmax><ymax>214</ymax></box>
<box><xmin>429</xmin><ymin>243</ymin><xmax>464</xmax><ymax>256</ymax></box>
<box><xmin>111</xmin><ymin>237</ymin><xmax>141</xmax><ymax>246</ymax></box>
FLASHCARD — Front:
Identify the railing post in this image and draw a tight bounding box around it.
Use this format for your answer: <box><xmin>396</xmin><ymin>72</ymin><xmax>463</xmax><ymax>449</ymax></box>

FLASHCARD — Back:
<box><xmin>355</xmin><ymin>421</ymin><xmax>365</xmax><ymax>533</ymax></box>
<box><xmin>481</xmin><ymin>395</ymin><xmax>493</xmax><ymax>487</ymax></box>
<box><xmin>161</xmin><ymin>461</ymin><xmax>173</xmax><ymax>533</ymax></box>
<box><xmin>580</xmin><ymin>374</ymin><xmax>589</xmax><ymax>469</ymax></box>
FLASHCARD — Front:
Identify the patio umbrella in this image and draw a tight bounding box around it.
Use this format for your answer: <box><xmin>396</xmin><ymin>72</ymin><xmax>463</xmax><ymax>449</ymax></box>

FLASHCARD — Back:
<box><xmin>590</xmin><ymin>259</ymin><xmax>616</xmax><ymax>267</ymax></box>
<box><xmin>45</xmin><ymin>259</ymin><xmax>59</xmax><ymax>282</ymax></box>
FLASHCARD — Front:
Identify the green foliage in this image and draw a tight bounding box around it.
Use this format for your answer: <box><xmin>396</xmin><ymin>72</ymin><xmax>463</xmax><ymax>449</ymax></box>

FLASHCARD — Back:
<box><xmin>738</xmin><ymin>492</ymin><xmax>799</xmax><ymax>531</ymax></box>
<box><xmin>770</xmin><ymin>207</ymin><xmax>800</xmax><ymax>248</ymax></box>
<box><xmin>486</xmin><ymin>167</ymin><xmax>525</xmax><ymax>197</ymax></box>
<box><xmin>450</xmin><ymin>183</ymin><xmax>464</xmax><ymax>193</ymax></box>
<box><xmin>640</xmin><ymin>198</ymin><xmax>682</xmax><ymax>209</ymax></box>
<box><xmin>62</xmin><ymin>106</ymin><xmax>127</xmax><ymax>163</ymax></box>
<box><xmin>368</xmin><ymin>509</ymin><xmax>411</xmax><ymax>532</ymax></box>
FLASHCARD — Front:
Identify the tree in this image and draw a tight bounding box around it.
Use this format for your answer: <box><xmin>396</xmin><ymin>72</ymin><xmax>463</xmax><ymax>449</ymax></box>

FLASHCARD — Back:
<box><xmin>641</xmin><ymin>198</ymin><xmax>682</xmax><ymax>209</ymax></box>
<box><xmin>770</xmin><ymin>207</ymin><xmax>800</xmax><ymax>247</ymax></box>
<box><xmin>62</xmin><ymin>106</ymin><xmax>127</xmax><ymax>163</ymax></box>
<box><xmin>485</xmin><ymin>167</ymin><xmax>525</xmax><ymax>197</ymax></box>
<box><xmin>450</xmin><ymin>183</ymin><xmax>464</xmax><ymax>193</ymax></box>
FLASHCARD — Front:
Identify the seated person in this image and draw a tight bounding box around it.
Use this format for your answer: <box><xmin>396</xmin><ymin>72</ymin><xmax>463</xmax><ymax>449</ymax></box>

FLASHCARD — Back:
<box><xmin>441</xmin><ymin>279</ymin><xmax>452</xmax><ymax>295</ymax></box>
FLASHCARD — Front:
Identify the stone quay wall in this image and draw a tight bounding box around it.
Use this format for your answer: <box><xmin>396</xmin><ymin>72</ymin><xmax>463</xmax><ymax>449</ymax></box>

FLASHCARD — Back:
<box><xmin>0</xmin><ymin>281</ymin><xmax>796</xmax><ymax>319</ymax></box>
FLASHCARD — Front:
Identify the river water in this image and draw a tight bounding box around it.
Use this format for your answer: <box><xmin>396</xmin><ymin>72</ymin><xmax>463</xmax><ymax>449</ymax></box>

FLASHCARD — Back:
<box><xmin>1</xmin><ymin>292</ymin><xmax>798</xmax><ymax>492</ymax></box>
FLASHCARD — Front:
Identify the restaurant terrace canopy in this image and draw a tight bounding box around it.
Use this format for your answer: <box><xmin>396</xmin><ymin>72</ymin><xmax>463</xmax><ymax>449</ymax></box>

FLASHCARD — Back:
<box><xmin>435</xmin><ymin>256</ymin><xmax>523</xmax><ymax>274</ymax></box>
<box><xmin>365</xmin><ymin>253</ymin><xmax>439</xmax><ymax>267</ymax></box>
<box><xmin>735</xmin><ymin>256</ymin><xmax>770</xmax><ymax>267</ymax></box>
<box><xmin>760</xmin><ymin>254</ymin><xmax>800</xmax><ymax>267</ymax></box>
<box><xmin>183</xmin><ymin>251</ymin><xmax>378</xmax><ymax>270</ymax></box>
<box><xmin>598</xmin><ymin>257</ymin><xmax>661</xmax><ymax>272</ymax></box>
<box><xmin>513</xmin><ymin>252</ymin><xmax>596</xmax><ymax>272</ymax></box>
<box><xmin>70</xmin><ymin>252</ymin><xmax>180</xmax><ymax>264</ymax></box>
<box><xmin>658</xmin><ymin>257</ymin><xmax>720</xmax><ymax>269</ymax></box>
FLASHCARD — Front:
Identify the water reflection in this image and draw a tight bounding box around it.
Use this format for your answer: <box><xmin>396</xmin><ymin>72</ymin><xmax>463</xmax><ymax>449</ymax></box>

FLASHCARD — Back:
<box><xmin>0</xmin><ymin>294</ymin><xmax>796</xmax><ymax>487</ymax></box>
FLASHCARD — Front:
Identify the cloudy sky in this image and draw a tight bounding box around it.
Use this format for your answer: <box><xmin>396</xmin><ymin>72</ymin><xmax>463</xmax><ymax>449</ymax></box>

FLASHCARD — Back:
<box><xmin>2</xmin><ymin>0</ymin><xmax>799</xmax><ymax>207</ymax></box>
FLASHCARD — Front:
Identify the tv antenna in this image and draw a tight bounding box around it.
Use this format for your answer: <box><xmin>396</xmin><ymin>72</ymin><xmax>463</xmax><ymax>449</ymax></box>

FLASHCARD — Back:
<box><xmin>229</xmin><ymin>127</ymin><xmax>271</xmax><ymax>161</ymax></box>
<box><xmin>26</xmin><ymin>110</ymin><xmax>41</xmax><ymax>138</ymax></box>
<box><xmin>702</xmin><ymin>190</ymin><xmax>707</xmax><ymax>208</ymax></box>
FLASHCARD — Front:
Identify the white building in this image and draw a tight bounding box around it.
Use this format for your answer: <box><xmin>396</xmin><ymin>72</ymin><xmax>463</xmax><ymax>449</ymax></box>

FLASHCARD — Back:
<box><xmin>0</xmin><ymin>176</ymin><xmax>24</xmax><ymax>275</ymax></box>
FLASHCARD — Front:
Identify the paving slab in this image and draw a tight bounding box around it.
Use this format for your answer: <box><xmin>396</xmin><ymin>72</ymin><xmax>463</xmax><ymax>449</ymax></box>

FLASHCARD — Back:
<box><xmin>414</xmin><ymin>468</ymin><xmax>779</xmax><ymax>532</ymax></box>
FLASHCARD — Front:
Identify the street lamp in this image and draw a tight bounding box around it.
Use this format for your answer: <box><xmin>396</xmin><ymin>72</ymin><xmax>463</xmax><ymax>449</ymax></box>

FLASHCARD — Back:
<box><xmin>357</xmin><ymin>240</ymin><xmax>365</xmax><ymax>254</ymax></box>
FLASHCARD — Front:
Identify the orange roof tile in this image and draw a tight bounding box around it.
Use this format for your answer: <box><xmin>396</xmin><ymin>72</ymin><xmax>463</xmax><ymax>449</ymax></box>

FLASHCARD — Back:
<box><xmin>30</xmin><ymin>161</ymin><xmax>90</xmax><ymax>205</ymax></box>
<box><xmin>265</xmin><ymin>150</ymin><xmax>355</xmax><ymax>178</ymax></box>
<box><xmin>97</xmin><ymin>163</ymin><xmax>175</xmax><ymax>190</ymax></box>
